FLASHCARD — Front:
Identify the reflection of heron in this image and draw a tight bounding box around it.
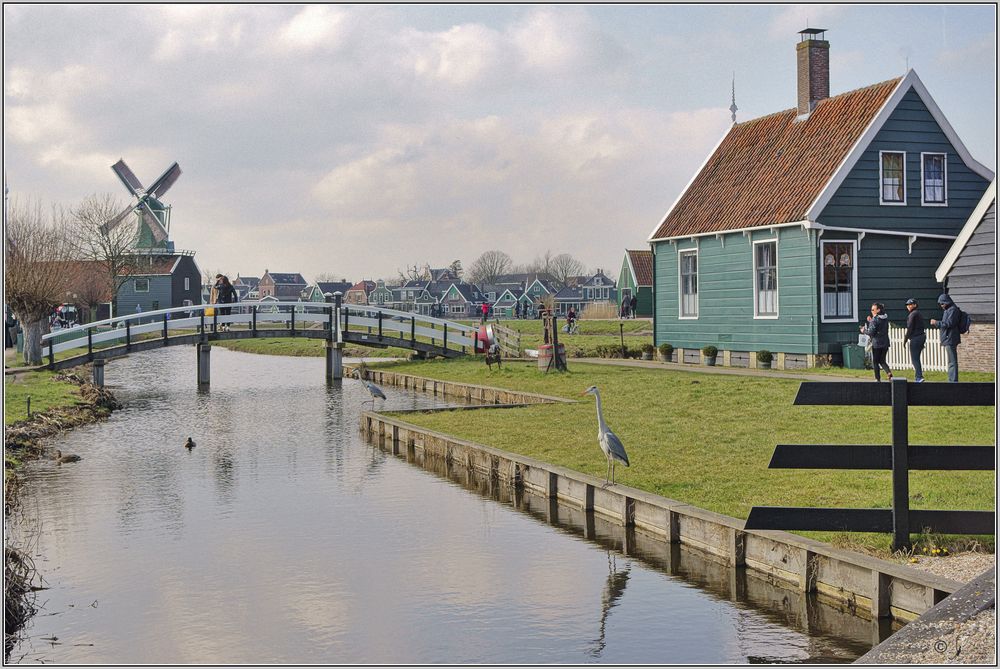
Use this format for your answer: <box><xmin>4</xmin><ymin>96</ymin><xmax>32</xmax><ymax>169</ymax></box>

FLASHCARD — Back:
<box><xmin>354</xmin><ymin>368</ymin><xmax>386</xmax><ymax>408</ymax></box>
<box><xmin>590</xmin><ymin>552</ymin><xmax>631</xmax><ymax>658</ymax></box>
<box><xmin>581</xmin><ymin>386</ymin><xmax>629</xmax><ymax>486</ymax></box>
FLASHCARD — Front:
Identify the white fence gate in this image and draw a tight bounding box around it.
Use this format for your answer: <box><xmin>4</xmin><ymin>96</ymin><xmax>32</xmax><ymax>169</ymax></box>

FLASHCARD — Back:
<box><xmin>887</xmin><ymin>325</ymin><xmax>948</xmax><ymax>372</ymax></box>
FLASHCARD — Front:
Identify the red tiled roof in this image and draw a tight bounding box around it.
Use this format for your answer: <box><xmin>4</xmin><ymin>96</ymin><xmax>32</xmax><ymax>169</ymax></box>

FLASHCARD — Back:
<box><xmin>626</xmin><ymin>250</ymin><xmax>653</xmax><ymax>287</ymax></box>
<box><xmin>132</xmin><ymin>257</ymin><xmax>179</xmax><ymax>276</ymax></box>
<box><xmin>651</xmin><ymin>77</ymin><xmax>902</xmax><ymax>240</ymax></box>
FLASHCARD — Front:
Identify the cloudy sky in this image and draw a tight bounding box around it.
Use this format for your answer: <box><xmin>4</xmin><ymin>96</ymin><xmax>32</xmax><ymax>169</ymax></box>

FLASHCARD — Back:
<box><xmin>4</xmin><ymin>4</ymin><xmax>996</xmax><ymax>283</ymax></box>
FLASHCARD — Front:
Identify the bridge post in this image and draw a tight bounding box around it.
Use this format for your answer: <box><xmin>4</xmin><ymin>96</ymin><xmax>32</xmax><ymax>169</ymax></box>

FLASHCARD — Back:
<box><xmin>92</xmin><ymin>359</ymin><xmax>105</xmax><ymax>387</ymax></box>
<box><xmin>197</xmin><ymin>343</ymin><xmax>211</xmax><ymax>387</ymax></box>
<box><xmin>326</xmin><ymin>340</ymin><xmax>343</xmax><ymax>383</ymax></box>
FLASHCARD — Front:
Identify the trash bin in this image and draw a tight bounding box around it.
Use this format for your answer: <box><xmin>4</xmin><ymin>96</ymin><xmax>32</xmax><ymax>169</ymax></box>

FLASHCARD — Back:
<box><xmin>16</xmin><ymin>331</ymin><xmax>24</xmax><ymax>354</ymax></box>
<box><xmin>841</xmin><ymin>344</ymin><xmax>865</xmax><ymax>369</ymax></box>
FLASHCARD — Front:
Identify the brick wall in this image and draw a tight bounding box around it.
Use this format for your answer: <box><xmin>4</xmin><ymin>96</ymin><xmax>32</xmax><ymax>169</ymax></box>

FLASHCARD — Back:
<box><xmin>796</xmin><ymin>39</ymin><xmax>829</xmax><ymax>115</ymax></box>
<box><xmin>961</xmin><ymin>323</ymin><xmax>995</xmax><ymax>373</ymax></box>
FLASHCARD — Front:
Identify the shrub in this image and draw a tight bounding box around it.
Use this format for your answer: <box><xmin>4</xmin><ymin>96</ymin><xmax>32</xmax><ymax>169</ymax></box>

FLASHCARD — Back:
<box><xmin>641</xmin><ymin>343</ymin><xmax>655</xmax><ymax>355</ymax></box>
<box><xmin>701</xmin><ymin>345</ymin><xmax>718</xmax><ymax>358</ymax></box>
<box><xmin>658</xmin><ymin>343</ymin><xmax>673</xmax><ymax>358</ymax></box>
<box><xmin>756</xmin><ymin>349</ymin><xmax>773</xmax><ymax>364</ymax></box>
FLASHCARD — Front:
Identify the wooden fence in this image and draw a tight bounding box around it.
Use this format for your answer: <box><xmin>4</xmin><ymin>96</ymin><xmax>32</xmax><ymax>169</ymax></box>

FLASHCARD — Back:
<box><xmin>491</xmin><ymin>324</ymin><xmax>521</xmax><ymax>358</ymax></box>
<box><xmin>887</xmin><ymin>325</ymin><xmax>947</xmax><ymax>372</ymax></box>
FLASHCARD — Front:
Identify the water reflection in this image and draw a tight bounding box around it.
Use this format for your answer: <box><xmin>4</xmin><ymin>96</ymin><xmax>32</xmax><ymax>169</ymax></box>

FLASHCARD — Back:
<box><xmin>9</xmin><ymin>347</ymin><xmax>881</xmax><ymax>664</ymax></box>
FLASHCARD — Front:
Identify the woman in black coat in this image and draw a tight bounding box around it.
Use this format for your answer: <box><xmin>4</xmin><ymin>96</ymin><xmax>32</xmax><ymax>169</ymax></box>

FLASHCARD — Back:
<box><xmin>861</xmin><ymin>302</ymin><xmax>893</xmax><ymax>382</ymax></box>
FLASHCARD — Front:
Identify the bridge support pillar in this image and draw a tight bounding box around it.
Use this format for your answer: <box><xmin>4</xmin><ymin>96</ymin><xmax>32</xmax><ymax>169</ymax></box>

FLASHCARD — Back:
<box><xmin>326</xmin><ymin>340</ymin><xmax>343</xmax><ymax>383</ymax></box>
<box><xmin>92</xmin><ymin>359</ymin><xmax>105</xmax><ymax>387</ymax></box>
<box><xmin>197</xmin><ymin>343</ymin><xmax>211</xmax><ymax>387</ymax></box>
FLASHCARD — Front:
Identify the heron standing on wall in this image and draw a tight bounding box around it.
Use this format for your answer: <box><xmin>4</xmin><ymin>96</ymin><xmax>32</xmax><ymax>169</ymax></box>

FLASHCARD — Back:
<box><xmin>354</xmin><ymin>368</ymin><xmax>387</xmax><ymax>408</ymax></box>
<box><xmin>581</xmin><ymin>385</ymin><xmax>629</xmax><ymax>486</ymax></box>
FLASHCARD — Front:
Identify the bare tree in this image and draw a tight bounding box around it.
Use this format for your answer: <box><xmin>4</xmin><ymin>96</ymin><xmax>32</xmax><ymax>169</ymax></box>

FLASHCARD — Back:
<box><xmin>397</xmin><ymin>262</ymin><xmax>426</xmax><ymax>284</ymax></box>
<box><xmin>467</xmin><ymin>250</ymin><xmax>512</xmax><ymax>285</ymax></box>
<box><xmin>5</xmin><ymin>199</ymin><xmax>77</xmax><ymax>364</ymax></box>
<box><xmin>448</xmin><ymin>259</ymin><xmax>463</xmax><ymax>279</ymax></box>
<box><xmin>70</xmin><ymin>194</ymin><xmax>140</xmax><ymax>318</ymax></box>
<box><xmin>314</xmin><ymin>272</ymin><xmax>348</xmax><ymax>283</ymax></box>
<box><xmin>549</xmin><ymin>253</ymin><xmax>586</xmax><ymax>287</ymax></box>
<box><xmin>72</xmin><ymin>262</ymin><xmax>113</xmax><ymax>324</ymax></box>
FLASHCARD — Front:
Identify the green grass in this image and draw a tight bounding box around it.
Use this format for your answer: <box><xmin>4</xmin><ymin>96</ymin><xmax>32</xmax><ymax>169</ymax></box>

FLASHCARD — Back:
<box><xmin>783</xmin><ymin>365</ymin><xmax>996</xmax><ymax>383</ymax></box>
<box><xmin>463</xmin><ymin>318</ymin><xmax>653</xmax><ymax>356</ymax></box>
<box><xmin>373</xmin><ymin>358</ymin><xmax>995</xmax><ymax>555</ymax></box>
<box><xmin>4</xmin><ymin>371</ymin><xmax>83</xmax><ymax>424</ymax></box>
<box><xmin>214</xmin><ymin>337</ymin><xmax>413</xmax><ymax>359</ymax></box>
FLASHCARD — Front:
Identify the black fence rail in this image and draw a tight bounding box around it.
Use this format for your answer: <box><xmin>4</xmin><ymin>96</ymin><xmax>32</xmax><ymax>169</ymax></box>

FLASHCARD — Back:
<box><xmin>745</xmin><ymin>379</ymin><xmax>995</xmax><ymax>551</ymax></box>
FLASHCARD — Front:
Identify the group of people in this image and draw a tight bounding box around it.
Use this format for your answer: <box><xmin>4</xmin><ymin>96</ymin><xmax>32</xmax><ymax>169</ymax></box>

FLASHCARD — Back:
<box><xmin>860</xmin><ymin>294</ymin><xmax>965</xmax><ymax>383</ymax></box>
<box><xmin>620</xmin><ymin>294</ymin><xmax>638</xmax><ymax>319</ymax></box>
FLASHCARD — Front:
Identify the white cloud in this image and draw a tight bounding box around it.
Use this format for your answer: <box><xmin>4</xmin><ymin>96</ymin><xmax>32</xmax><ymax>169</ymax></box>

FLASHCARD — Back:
<box><xmin>768</xmin><ymin>5</ymin><xmax>845</xmax><ymax>39</ymax></box>
<box><xmin>403</xmin><ymin>23</ymin><xmax>503</xmax><ymax>86</ymax></box>
<box><xmin>508</xmin><ymin>8</ymin><xmax>624</xmax><ymax>75</ymax></box>
<box><xmin>274</xmin><ymin>5</ymin><xmax>349</xmax><ymax>53</ymax></box>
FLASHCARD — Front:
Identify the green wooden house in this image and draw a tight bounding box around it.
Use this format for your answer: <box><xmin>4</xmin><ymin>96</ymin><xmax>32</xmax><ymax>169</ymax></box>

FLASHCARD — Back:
<box><xmin>648</xmin><ymin>31</ymin><xmax>994</xmax><ymax>368</ymax></box>
<box><xmin>617</xmin><ymin>250</ymin><xmax>653</xmax><ymax>317</ymax></box>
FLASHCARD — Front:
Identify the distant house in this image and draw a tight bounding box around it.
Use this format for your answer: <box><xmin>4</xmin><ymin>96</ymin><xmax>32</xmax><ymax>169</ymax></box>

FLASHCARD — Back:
<box><xmin>258</xmin><ymin>270</ymin><xmax>308</xmax><ymax>301</ymax></box>
<box><xmin>345</xmin><ymin>280</ymin><xmax>376</xmax><ymax>305</ymax></box>
<box><xmin>234</xmin><ymin>276</ymin><xmax>260</xmax><ymax>302</ymax></box>
<box><xmin>117</xmin><ymin>254</ymin><xmax>202</xmax><ymax>317</ymax></box>
<box><xmin>935</xmin><ymin>180</ymin><xmax>996</xmax><ymax>372</ymax></box>
<box><xmin>555</xmin><ymin>270</ymin><xmax>616</xmax><ymax>316</ymax></box>
<box><xmin>648</xmin><ymin>30</ymin><xmax>993</xmax><ymax>368</ymax></box>
<box><xmin>618</xmin><ymin>250</ymin><xmax>653</xmax><ymax>317</ymax></box>
<box><xmin>368</xmin><ymin>280</ymin><xmax>394</xmax><ymax>306</ymax></box>
<box><xmin>491</xmin><ymin>288</ymin><xmax>524</xmax><ymax>318</ymax></box>
<box><xmin>440</xmin><ymin>282</ymin><xmax>484</xmax><ymax>318</ymax></box>
<box><xmin>305</xmin><ymin>280</ymin><xmax>354</xmax><ymax>303</ymax></box>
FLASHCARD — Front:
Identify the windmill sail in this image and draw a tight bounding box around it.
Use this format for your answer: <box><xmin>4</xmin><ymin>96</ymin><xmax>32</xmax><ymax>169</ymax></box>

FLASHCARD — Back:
<box><xmin>106</xmin><ymin>158</ymin><xmax>180</xmax><ymax>248</ymax></box>
<box><xmin>111</xmin><ymin>159</ymin><xmax>144</xmax><ymax>193</ymax></box>
<box><xmin>147</xmin><ymin>162</ymin><xmax>181</xmax><ymax>198</ymax></box>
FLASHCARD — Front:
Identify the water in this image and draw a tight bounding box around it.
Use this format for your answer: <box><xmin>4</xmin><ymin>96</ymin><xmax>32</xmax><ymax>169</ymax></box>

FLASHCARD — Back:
<box><xmin>9</xmin><ymin>347</ymin><xmax>882</xmax><ymax>663</ymax></box>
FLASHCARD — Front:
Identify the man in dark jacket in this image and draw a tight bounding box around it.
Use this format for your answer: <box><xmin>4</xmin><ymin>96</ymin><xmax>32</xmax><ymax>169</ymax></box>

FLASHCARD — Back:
<box><xmin>903</xmin><ymin>298</ymin><xmax>926</xmax><ymax>383</ymax></box>
<box><xmin>929</xmin><ymin>293</ymin><xmax>961</xmax><ymax>382</ymax></box>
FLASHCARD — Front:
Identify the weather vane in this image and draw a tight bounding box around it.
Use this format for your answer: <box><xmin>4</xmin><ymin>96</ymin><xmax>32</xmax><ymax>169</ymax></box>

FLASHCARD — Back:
<box><xmin>729</xmin><ymin>72</ymin><xmax>738</xmax><ymax>124</ymax></box>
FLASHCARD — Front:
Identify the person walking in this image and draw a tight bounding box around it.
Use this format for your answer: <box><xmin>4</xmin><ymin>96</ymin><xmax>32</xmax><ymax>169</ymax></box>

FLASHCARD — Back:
<box><xmin>216</xmin><ymin>275</ymin><xmax>237</xmax><ymax>331</ymax></box>
<box><xmin>480</xmin><ymin>301</ymin><xmax>489</xmax><ymax>324</ymax></box>
<box><xmin>630</xmin><ymin>294</ymin><xmax>638</xmax><ymax>319</ymax></box>
<box><xmin>903</xmin><ymin>298</ymin><xmax>926</xmax><ymax>383</ymax></box>
<box><xmin>860</xmin><ymin>302</ymin><xmax>892</xmax><ymax>382</ymax></box>
<box><xmin>930</xmin><ymin>293</ymin><xmax>962</xmax><ymax>382</ymax></box>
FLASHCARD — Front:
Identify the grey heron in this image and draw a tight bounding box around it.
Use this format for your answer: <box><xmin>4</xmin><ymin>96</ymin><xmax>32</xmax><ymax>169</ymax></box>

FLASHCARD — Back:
<box><xmin>581</xmin><ymin>385</ymin><xmax>629</xmax><ymax>486</ymax></box>
<box><xmin>354</xmin><ymin>369</ymin><xmax>387</xmax><ymax>408</ymax></box>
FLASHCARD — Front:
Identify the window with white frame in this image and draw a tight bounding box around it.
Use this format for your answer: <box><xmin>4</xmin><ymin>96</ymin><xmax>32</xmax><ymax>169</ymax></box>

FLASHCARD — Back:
<box><xmin>880</xmin><ymin>151</ymin><xmax>906</xmax><ymax>204</ymax></box>
<box><xmin>679</xmin><ymin>250</ymin><xmax>698</xmax><ymax>318</ymax></box>
<box><xmin>921</xmin><ymin>153</ymin><xmax>947</xmax><ymax>205</ymax></box>
<box><xmin>134</xmin><ymin>278</ymin><xmax>150</xmax><ymax>293</ymax></box>
<box><xmin>184</xmin><ymin>277</ymin><xmax>190</xmax><ymax>291</ymax></box>
<box><xmin>821</xmin><ymin>241</ymin><xmax>856</xmax><ymax>320</ymax></box>
<box><xmin>753</xmin><ymin>241</ymin><xmax>778</xmax><ymax>317</ymax></box>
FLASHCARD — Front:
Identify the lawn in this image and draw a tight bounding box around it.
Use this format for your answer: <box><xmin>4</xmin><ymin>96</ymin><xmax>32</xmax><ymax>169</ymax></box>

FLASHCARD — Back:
<box><xmin>4</xmin><ymin>371</ymin><xmax>83</xmax><ymax>425</ymax></box>
<box><xmin>371</xmin><ymin>357</ymin><xmax>995</xmax><ymax>555</ymax></box>
<box><xmin>464</xmin><ymin>318</ymin><xmax>654</xmax><ymax>357</ymax></box>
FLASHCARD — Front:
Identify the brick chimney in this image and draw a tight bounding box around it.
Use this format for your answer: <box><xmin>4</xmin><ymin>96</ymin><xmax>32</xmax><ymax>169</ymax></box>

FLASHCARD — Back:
<box><xmin>796</xmin><ymin>28</ymin><xmax>829</xmax><ymax>116</ymax></box>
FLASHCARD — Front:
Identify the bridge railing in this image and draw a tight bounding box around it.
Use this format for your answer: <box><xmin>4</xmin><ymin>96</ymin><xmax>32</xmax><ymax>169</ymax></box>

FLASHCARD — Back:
<box><xmin>41</xmin><ymin>302</ymin><xmax>477</xmax><ymax>362</ymax></box>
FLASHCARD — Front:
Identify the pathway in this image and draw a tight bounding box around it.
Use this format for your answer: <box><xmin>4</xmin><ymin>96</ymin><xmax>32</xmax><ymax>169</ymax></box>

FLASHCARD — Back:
<box><xmin>575</xmin><ymin>357</ymin><xmax>868</xmax><ymax>382</ymax></box>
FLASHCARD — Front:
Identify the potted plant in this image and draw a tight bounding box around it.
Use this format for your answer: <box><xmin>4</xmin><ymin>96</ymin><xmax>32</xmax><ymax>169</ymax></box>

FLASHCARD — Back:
<box><xmin>658</xmin><ymin>342</ymin><xmax>673</xmax><ymax>362</ymax></box>
<box><xmin>701</xmin><ymin>345</ymin><xmax>718</xmax><ymax>366</ymax></box>
<box><xmin>757</xmin><ymin>349</ymin><xmax>773</xmax><ymax>369</ymax></box>
<box><xmin>641</xmin><ymin>343</ymin><xmax>655</xmax><ymax>360</ymax></box>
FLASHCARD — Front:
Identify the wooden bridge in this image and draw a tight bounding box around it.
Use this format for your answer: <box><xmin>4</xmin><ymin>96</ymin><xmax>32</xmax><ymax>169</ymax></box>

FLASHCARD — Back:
<box><xmin>41</xmin><ymin>300</ymin><xmax>479</xmax><ymax>386</ymax></box>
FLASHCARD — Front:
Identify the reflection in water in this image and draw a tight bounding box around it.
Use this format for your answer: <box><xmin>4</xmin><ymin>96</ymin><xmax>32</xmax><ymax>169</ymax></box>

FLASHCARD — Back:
<box><xmin>590</xmin><ymin>552</ymin><xmax>631</xmax><ymax>658</ymax></box>
<box><xmin>9</xmin><ymin>347</ymin><xmax>879</xmax><ymax>664</ymax></box>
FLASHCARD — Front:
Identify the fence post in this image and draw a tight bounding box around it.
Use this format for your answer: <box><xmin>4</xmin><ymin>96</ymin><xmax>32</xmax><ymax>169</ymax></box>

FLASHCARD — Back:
<box><xmin>88</xmin><ymin>329</ymin><xmax>93</xmax><ymax>360</ymax></box>
<box><xmin>197</xmin><ymin>312</ymin><xmax>203</xmax><ymax>342</ymax></box>
<box><xmin>163</xmin><ymin>313</ymin><xmax>168</xmax><ymax>343</ymax></box>
<box><xmin>443</xmin><ymin>323</ymin><xmax>448</xmax><ymax>351</ymax></box>
<box><xmin>252</xmin><ymin>305</ymin><xmax>257</xmax><ymax>336</ymax></box>
<box><xmin>411</xmin><ymin>316</ymin><xmax>415</xmax><ymax>345</ymax></box>
<box><xmin>378</xmin><ymin>311</ymin><xmax>383</xmax><ymax>340</ymax></box>
<box><xmin>891</xmin><ymin>378</ymin><xmax>910</xmax><ymax>551</ymax></box>
<box><xmin>213</xmin><ymin>307</ymin><xmax>218</xmax><ymax>333</ymax></box>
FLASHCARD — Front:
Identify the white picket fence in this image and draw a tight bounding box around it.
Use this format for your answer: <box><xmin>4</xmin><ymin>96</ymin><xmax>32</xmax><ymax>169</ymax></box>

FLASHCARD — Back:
<box><xmin>886</xmin><ymin>324</ymin><xmax>948</xmax><ymax>372</ymax></box>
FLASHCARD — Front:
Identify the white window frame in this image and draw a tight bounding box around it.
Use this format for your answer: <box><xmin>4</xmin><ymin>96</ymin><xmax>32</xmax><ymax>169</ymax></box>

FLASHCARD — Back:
<box><xmin>134</xmin><ymin>278</ymin><xmax>150</xmax><ymax>293</ymax></box>
<box><xmin>752</xmin><ymin>238</ymin><xmax>779</xmax><ymax>319</ymax></box>
<box><xmin>920</xmin><ymin>152</ymin><xmax>948</xmax><ymax>207</ymax></box>
<box><xmin>819</xmin><ymin>239</ymin><xmax>859</xmax><ymax>323</ymax></box>
<box><xmin>879</xmin><ymin>150</ymin><xmax>907</xmax><ymax>206</ymax></box>
<box><xmin>677</xmin><ymin>248</ymin><xmax>699</xmax><ymax>319</ymax></box>
<box><xmin>184</xmin><ymin>277</ymin><xmax>190</xmax><ymax>291</ymax></box>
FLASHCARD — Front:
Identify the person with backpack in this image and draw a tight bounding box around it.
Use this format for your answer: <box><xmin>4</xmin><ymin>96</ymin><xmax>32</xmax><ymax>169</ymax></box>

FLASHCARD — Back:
<box><xmin>860</xmin><ymin>302</ymin><xmax>892</xmax><ymax>382</ymax></box>
<box><xmin>903</xmin><ymin>298</ymin><xmax>926</xmax><ymax>383</ymax></box>
<box><xmin>930</xmin><ymin>293</ymin><xmax>965</xmax><ymax>382</ymax></box>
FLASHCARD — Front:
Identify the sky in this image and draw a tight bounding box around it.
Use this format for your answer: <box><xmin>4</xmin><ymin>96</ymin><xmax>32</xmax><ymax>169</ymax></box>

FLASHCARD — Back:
<box><xmin>4</xmin><ymin>4</ymin><xmax>997</xmax><ymax>284</ymax></box>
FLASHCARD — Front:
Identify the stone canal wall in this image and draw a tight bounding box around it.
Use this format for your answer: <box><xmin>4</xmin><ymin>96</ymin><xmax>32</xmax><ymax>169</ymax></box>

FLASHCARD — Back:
<box><xmin>356</xmin><ymin>373</ymin><xmax>965</xmax><ymax>624</ymax></box>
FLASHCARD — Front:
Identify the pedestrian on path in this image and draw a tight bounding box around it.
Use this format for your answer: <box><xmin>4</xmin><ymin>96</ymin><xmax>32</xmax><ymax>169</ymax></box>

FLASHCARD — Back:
<box><xmin>630</xmin><ymin>294</ymin><xmax>638</xmax><ymax>319</ymax></box>
<box><xmin>903</xmin><ymin>298</ymin><xmax>926</xmax><ymax>383</ymax></box>
<box><xmin>930</xmin><ymin>293</ymin><xmax>962</xmax><ymax>382</ymax></box>
<box><xmin>861</xmin><ymin>302</ymin><xmax>892</xmax><ymax>382</ymax></box>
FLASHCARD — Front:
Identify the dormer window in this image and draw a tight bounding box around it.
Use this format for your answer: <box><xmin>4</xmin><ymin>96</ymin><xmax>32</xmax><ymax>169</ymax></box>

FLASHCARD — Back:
<box><xmin>879</xmin><ymin>151</ymin><xmax>906</xmax><ymax>205</ymax></box>
<box><xmin>921</xmin><ymin>153</ymin><xmax>947</xmax><ymax>205</ymax></box>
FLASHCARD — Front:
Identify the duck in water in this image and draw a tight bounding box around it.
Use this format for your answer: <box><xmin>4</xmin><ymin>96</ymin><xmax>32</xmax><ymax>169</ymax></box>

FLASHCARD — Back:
<box><xmin>184</xmin><ymin>437</ymin><xmax>196</xmax><ymax>450</ymax></box>
<box><xmin>54</xmin><ymin>449</ymin><xmax>81</xmax><ymax>464</ymax></box>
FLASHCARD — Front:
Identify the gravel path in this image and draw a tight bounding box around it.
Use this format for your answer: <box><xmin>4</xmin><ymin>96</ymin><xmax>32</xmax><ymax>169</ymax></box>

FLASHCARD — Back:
<box><xmin>906</xmin><ymin>551</ymin><xmax>996</xmax><ymax>583</ymax></box>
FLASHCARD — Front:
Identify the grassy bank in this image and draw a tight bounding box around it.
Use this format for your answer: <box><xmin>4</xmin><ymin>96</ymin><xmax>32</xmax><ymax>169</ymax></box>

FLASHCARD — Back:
<box><xmin>371</xmin><ymin>357</ymin><xmax>995</xmax><ymax>555</ymax></box>
<box><xmin>213</xmin><ymin>337</ymin><xmax>412</xmax><ymax>358</ymax></box>
<box><xmin>468</xmin><ymin>318</ymin><xmax>653</xmax><ymax>357</ymax></box>
<box><xmin>4</xmin><ymin>371</ymin><xmax>83</xmax><ymax>425</ymax></box>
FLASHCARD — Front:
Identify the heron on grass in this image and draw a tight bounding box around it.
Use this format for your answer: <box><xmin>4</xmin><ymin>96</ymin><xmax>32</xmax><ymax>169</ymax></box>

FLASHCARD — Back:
<box><xmin>354</xmin><ymin>368</ymin><xmax>387</xmax><ymax>408</ymax></box>
<box><xmin>581</xmin><ymin>385</ymin><xmax>629</xmax><ymax>486</ymax></box>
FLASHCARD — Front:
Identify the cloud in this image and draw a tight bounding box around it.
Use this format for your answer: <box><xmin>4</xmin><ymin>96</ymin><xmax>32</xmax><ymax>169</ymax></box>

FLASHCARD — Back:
<box><xmin>402</xmin><ymin>23</ymin><xmax>504</xmax><ymax>86</ymax></box>
<box><xmin>768</xmin><ymin>5</ymin><xmax>845</xmax><ymax>39</ymax></box>
<box><xmin>273</xmin><ymin>5</ymin><xmax>350</xmax><ymax>53</ymax></box>
<box><xmin>509</xmin><ymin>8</ymin><xmax>627</xmax><ymax>75</ymax></box>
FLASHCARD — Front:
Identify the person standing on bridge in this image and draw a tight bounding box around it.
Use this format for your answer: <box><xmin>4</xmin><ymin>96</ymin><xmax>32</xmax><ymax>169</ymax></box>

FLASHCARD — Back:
<box><xmin>216</xmin><ymin>275</ymin><xmax>238</xmax><ymax>332</ymax></box>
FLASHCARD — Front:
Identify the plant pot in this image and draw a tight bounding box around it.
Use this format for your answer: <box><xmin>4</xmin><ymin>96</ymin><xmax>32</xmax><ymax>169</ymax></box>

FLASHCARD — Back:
<box><xmin>758</xmin><ymin>360</ymin><xmax>772</xmax><ymax>369</ymax></box>
<box><xmin>658</xmin><ymin>353</ymin><xmax>670</xmax><ymax>362</ymax></box>
<box><xmin>641</xmin><ymin>351</ymin><xmax>653</xmax><ymax>360</ymax></box>
<box><xmin>703</xmin><ymin>357</ymin><xmax>716</xmax><ymax>366</ymax></box>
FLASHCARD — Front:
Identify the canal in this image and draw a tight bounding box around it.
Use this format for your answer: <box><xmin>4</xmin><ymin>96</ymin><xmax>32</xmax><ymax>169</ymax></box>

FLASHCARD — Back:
<box><xmin>8</xmin><ymin>347</ymin><xmax>884</xmax><ymax>663</ymax></box>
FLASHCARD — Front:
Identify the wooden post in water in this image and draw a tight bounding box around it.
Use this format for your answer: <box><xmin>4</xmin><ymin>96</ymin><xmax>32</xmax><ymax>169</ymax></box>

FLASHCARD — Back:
<box><xmin>197</xmin><ymin>343</ymin><xmax>211</xmax><ymax>387</ymax></box>
<box><xmin>92</xmin><ymin>359</ymin><xmax>105</xmax><ymax>387</ymax></box>
<box><xmin>326</xmin><ymin>292</ymin><xmax>344</xmax><ymax>383</ymax></box>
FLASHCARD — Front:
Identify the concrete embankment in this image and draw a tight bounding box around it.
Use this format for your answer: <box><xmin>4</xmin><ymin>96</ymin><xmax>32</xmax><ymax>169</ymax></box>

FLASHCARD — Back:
<box><xmin>355</xmin><ymin>368</ymin><xmax>965</xmax><ymax>625</ymax></box>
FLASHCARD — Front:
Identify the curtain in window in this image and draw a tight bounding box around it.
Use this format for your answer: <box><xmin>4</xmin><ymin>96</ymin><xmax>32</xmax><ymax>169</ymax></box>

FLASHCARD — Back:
<box><xmin>924</xmin><ymin>154</ymin><xmax>945</xmax><ymax>203</ymax></box>
<box><xmin>822</xmin><ymin>242</ymin><xmax>853</xmax><ymax>318</ymax></box>
<box><xmin>881</xmin><ymin>153</ymin><xmax>904</xmax><ymax>202</ymax></box>
<box><xmin>680</xmin><ymin>253</ymin><xmax>698</xmax><ymax>317</ymax></box>
<box><xmin>755</xmin><ymin>243</ymin><xmax>777</xmax><ymax>316</ymax></box>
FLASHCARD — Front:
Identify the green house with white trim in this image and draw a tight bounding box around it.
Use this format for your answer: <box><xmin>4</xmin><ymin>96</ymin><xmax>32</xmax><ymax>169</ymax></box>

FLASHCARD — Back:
<box><xmin>649</xmin><ymin>31</ymin><xmax>994</xmax><ymax>368</ymax></box>
<box><xmin>618</xmin><ymin>249</ymin><xmax>653</xmax><ymax>317</ymax></box>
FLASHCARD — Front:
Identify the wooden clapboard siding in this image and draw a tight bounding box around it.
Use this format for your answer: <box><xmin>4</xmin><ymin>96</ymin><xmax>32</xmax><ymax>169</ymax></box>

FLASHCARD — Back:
<box><xmin>947</xmin><ymin>201</ymin><xmax>996</xmax><ymax>320</ymax></box>
<box><xmin>817</xmin><ymin>236</ymin><xmax>953</xmax><ymax>352</ymax></box>
<box><xmin>818</xmin><ymin>88</ymin><xmax>991</xmax><ymax>235</ymax></box>
<box><xmin>653</xmin><ymin>226</ymin><xmax>817</xmax><ymax>353</ymax></box>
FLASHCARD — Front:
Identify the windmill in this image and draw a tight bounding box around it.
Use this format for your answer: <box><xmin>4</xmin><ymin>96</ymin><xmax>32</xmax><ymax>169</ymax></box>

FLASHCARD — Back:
<box><xmin>99</xmin><ymin>159</ymin><xmax>182</xmax><ymax>249</ymax></box>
